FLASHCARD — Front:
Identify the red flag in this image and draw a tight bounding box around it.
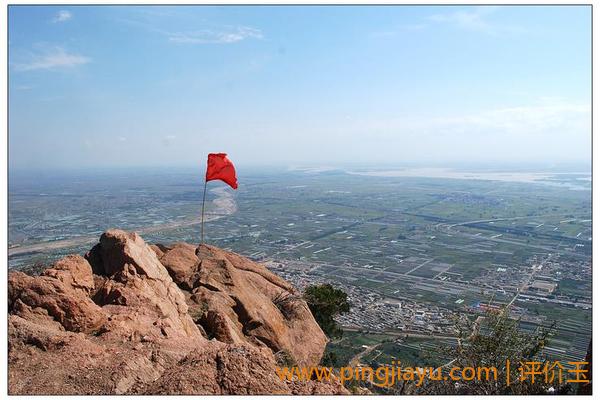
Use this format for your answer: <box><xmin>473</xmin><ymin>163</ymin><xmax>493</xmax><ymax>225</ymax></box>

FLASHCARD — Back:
<box><xmin>205</xmin><ymin>153</ymin><xmax>238</xmax><ymax>189</ymax></box>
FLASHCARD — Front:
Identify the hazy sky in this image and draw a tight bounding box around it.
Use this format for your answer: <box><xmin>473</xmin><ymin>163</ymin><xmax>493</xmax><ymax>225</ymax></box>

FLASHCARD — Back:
<box><xmin>8</xmin><ymin>5</ymin><xmax>591</xmax><ymax>169</ymax></box>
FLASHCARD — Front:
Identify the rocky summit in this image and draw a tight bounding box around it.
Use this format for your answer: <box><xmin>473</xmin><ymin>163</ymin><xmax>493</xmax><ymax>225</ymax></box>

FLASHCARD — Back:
<box><xmin>8</xmin><ymin>229</ymin><xmax>347</xmax><ymax>395</ymax></box>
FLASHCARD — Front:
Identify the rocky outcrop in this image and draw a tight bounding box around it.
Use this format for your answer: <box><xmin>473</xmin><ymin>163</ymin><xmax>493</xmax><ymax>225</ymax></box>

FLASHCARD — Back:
<box><xmin>86</xmin><ymin>230</ymin><xmax>201</xmax><ymax>341</ymax></box>
<box><xmin>142</xmin><ymin>343</ymin><xmax>291</xmax><ymax>395</ymax></box>
<box><xmin>152</xmin><ymin>242</ymin><xmax>328</xmax><ymax>367</ymax></box>
<box><xmin>8</xmin><ymin>230</ymin><xmax>346</xmax><ymax>395</ymax></box>
<box><xmin>8</xmin><ymin>255</ymin><xmax>106</xmax><ymax>334</ymax></box>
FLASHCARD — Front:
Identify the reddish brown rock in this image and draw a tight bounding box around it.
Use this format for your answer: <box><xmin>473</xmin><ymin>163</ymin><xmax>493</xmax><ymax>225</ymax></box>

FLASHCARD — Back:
<box><xmin>87</xmin><ymin>230</ymin><xmax>171</xmax><ymax>280</ymax></box>
<box><xmin>141</xmin><ymin>341</ymin><xmax>349</xmax><ymax>395</ymax></box>
<box><xmin>8</xmin><ymin>271</ymin><xmax>106</xmax><ymax>334</ymax></box>
<box><xmin>154</xmin><ymin>242</ymin><xmax>200</xmax><ymax>289</ymax></box>
<box><xmin>287</xmin><ymin>378</ymin><xmax>350</xmax><ymax>395</ymax></box>
<box><xmin>142</xmin><ymin>342</ymin><xmax>290</xmax><ymax>395</ymax></box>
<box><xmin>88</xmin><ymin>230</ymin><xmax>202</xmax><ymax>341</ymax></box>
<box><xmin>42</xmin><ymin>255</ymin><xmax>95</xmax><ymax>295</ymax></box>
<box><xmin>9</xmin><ymin>312</ymin><xmax>200</xmax><ymax>395</ymax></box>
<box><xmin>153</xmin><ymin>243</ymin><xmax>328</xmax><ymax>367</ymax></box>
<box><xmin>8</xmin><ymin>230</ymin><xmax>345</xmax><ymax>395</ymax></box>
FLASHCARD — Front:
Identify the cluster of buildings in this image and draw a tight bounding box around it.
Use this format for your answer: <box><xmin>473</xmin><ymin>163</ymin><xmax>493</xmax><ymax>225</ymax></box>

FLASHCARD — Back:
<box><xmin>267</xmin><ymin>260</ymin><xmax>457</xmax><ymax>336</ymax></box>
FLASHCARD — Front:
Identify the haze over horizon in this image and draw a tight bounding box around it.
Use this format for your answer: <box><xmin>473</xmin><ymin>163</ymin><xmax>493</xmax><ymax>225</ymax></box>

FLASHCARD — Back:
<box><xmin>9</xmin><ymin>5</ymin><xmax>591</xmax><ymax>170</ymax></box>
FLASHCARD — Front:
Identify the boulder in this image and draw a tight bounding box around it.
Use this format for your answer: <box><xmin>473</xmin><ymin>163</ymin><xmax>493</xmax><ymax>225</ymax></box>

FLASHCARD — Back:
<box><xmin>153</xmin><ymin>242</ymin><xmax>199</xmax><ymax>290</ymax></box>
<box><xmin>41</xmin><ymin>255</ymin><xmax>95</xmax><ymax>295</ymax></box>
<box><xmin>87</xmin><ymin>230</ymin><xmax>202</xmax><ymax>340</ymax></box>
<box><xmin>153</xmin><ymin>243</ymin><xmax>328</xmax><ymax>367</ymax></box>
<box><xmin>8</xmin><ymin>271</ymin><xmax>106</xmax><ymax>334</ymax></box>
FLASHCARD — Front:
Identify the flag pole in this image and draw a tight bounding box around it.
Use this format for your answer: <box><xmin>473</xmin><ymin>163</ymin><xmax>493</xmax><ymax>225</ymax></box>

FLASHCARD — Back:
<box><xmin>201</xmin><ymin>180</ymin><xmax>208</xmax><ymax>244</ymax></box>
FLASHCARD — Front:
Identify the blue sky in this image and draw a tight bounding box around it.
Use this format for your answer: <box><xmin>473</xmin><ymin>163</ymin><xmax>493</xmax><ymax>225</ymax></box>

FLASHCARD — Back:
<box><xmin>8</xmin><ymin>5</ymin><xmax>591</xmax><ymax>169</ymax></box>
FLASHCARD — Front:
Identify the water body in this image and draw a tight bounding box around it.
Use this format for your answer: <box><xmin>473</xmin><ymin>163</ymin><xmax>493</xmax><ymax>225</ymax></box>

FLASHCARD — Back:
<box><xmin>346</xmin><ymin>168</ymin><xmax>591</xmax><ymax>190</ymax></box>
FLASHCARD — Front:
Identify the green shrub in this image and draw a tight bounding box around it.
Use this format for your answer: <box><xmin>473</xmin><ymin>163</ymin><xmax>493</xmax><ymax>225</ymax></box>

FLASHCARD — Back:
<box><xmin>303</xmin><ymin>284</ymin><xmax>350</xmax><ymax>339</ymax></box>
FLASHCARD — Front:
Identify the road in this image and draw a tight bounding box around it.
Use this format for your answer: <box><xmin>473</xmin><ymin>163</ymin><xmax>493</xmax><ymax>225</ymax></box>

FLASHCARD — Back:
<box><xmin>349</xmin><ymin>344</ymin><xmax>380</xmax><ymax>367</ymax></box>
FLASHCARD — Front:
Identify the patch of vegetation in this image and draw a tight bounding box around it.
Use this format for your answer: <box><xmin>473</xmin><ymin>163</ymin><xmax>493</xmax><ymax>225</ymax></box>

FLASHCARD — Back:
<box><xmin>272</xmin><ymin>291</ymin><xmax>302</xmax><ymax>319</ymax></box>
<box><xmin>303</xmin><ymin>283</ymin><xmax>350</xmax><ymax>339</ymax></box>
<box><xmin>418</xmin><ymin>310</ymin><xmax>571</xmax><ymax>395</ymax></box>
<box><xmin>274</xmin><ymin>349</ymin><xmax>297</xmax><ymax>367</ymax></box>
<box><xmin>188</xmin><ymin>301</ymin><xmax>209</xmax><ymax>322</ymax></box>
<box><xmin>319</xmin><ymin>351</ymin><xmax>339</xmax><ymax>367</ymax></box>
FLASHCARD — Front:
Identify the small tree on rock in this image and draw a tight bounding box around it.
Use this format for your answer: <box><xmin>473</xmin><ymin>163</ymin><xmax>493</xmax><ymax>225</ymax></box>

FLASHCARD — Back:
<box><xmin>303</xmin><ymin>283</ymin><xmax>350</xmax><ymax>339</ymax></box>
